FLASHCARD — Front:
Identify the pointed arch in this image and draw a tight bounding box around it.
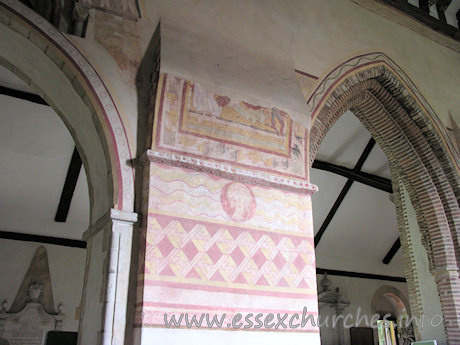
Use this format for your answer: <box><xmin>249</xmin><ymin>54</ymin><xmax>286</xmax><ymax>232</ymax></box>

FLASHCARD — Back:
<box><xmin>306</xmin><ymin>52</ymin><xmax>460</xmax><ymax>343</ymax></box>
<box><xmin>308</xmin><ymin>52</ymin><xmax>459</xmax><ymax>188</ymax></box>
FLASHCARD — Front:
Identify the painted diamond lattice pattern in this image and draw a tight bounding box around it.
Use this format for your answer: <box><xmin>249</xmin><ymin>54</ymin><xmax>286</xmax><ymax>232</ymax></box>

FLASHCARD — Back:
<box><xmin>145</xmin><ymin>216</ymin><xmax>316</xmax><ymax>290</ymax></box>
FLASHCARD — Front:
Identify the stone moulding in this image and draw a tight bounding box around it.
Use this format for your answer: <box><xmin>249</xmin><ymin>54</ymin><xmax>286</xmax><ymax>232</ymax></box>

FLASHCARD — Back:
<box><xmin>306</xmin><ymin>51</ymin><xmax>460</xmax><ymax>344</ymax></box>
<box><xmin>141</xmin><ymin>149</ymin><xmax>319</xmax><ymax>195</ymax></box>
<box><xmin>0</xmin><ymin>0</ymin><xmax>135</xmax><ymax>211</ymax></box>
<box><xmin>307</xmin><ymin>52</ymin><xmax>459</xmax><ymax>173</ymax></box>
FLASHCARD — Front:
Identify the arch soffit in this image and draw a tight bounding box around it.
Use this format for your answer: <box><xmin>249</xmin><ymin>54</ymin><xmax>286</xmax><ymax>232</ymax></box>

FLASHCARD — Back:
<box><xmin>306</xmin><ymin>57</ymin><xmax>460</xmax><ymax>339</ymax></box>
<box><xmin>371</xmin><ymin>285</ymin><xmax>411</xmax><ymax>317</ymax></box>
<box><xmin>0</xmin><ymin>0</ymin><xmax>135</xmax><ymax>217</ymax></box>
<box><xmin>306</xmin><ymin>52</ymin><xmax>460</xmax><ymax>183</ymax></box>
<box><xmin>305</xmin><ymin>52</ymin><xmax>460</xmax><ymax>272</ymax></box>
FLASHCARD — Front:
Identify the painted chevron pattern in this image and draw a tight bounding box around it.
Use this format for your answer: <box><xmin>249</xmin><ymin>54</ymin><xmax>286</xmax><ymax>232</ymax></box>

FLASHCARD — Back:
<box><xmin>144</xmin><ymin>214</ymin><xmax>316</xmax><ymax>293</ymax></box>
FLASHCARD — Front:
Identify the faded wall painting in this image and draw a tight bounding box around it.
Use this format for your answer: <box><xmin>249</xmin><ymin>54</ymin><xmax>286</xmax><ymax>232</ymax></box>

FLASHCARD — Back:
<box><xmin>153</xmin><ymin>74</ymin><xmax>308</xmax><ymax>179</ymax></box>
<box><xmin>146</xmin><ymin>164</ymin><xmax>313</xmax><ymax>233</ymax></box>
<box><xmin>137</xmin><ymin>73</ymin><xmax>319</xmax><ymax>334</ymax></box>
<box><xmin>136</xmin><ymin>163</ymin><xmax>318</xmax><ymax>332</ymax></box>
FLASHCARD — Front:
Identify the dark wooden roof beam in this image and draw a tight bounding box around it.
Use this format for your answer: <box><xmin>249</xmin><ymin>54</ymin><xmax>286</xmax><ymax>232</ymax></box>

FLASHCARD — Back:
<box><xmin>0</xmin><ymin>85</ymin><xmax>47</xmax><ymax>106</ymax></box>
<box><xmin>314</xmin><ymin>138</ymin><xmax>376</xmax><ymax>247</ymax></box>
<box><xmin>55</xmin><ymin>147</ymin><xmax>82</xmax><ymax>222</ymax></box>
<box><xmin>382</xmin><ymin>238</ymin><xmax>401</xmax><ymax>264</ymax></box>
<box><xmin>312</xmin><ymin>160</ymin><xmax>393</xmax><ymax>193</ymax></box>
<box><xmin>0</xmin><ymin>230</ymin><xmax>86</xmax><ymax>248</ymax></box>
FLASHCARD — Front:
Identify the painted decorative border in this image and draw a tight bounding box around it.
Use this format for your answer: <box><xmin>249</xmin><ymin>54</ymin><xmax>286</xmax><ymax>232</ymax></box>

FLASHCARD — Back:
<box><xmin>294</xmin><ymin>69</ymin><xmax>319</xmax><ymax>80</ymax></box>
<box><xmin>307</xmin><ymin>52</ymin><xmax>459</xmax><ymax>170</ymax></box>
<box><xmin>0</xmin><ymin>0</ymin><xmax>135</xmax><ymax>210</ymax></box>
<box><xmin>141</xmin><ymin>213</ymin><xmax>317</xmax><ymax>297</ymax></box>
<box><xmin>153</xmin><ymin>74</ymin><xmax>308</xmax><ymax>181</ymax></box>
<box><xmin>142</xmin><ymin>150</ymin><xmax>318</xmax><ymax>195</ymax></box>
<box><xmin>179</xmin><ymin>82</ymin><xmax>293</xmax><ymax>158</ymax></box>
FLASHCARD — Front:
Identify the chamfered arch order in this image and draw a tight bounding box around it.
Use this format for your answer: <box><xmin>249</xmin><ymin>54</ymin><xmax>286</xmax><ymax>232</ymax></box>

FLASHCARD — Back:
<box><xmin>306</xmin><ymin>52</ymin><xmax>460</xmax><ymax>343</ymax></box>
<box><xmin>0</xmin><ymin>0</ymin><xmax>135</xmax><ymax>222</ymax></box>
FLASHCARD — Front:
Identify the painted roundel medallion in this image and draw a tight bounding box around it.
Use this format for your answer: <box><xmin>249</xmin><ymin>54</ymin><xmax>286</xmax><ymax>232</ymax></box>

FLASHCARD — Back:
<box><xmin>220</xmin><ymin>182</ymin><xmax>256</xmax><ymax>222</ymax></box>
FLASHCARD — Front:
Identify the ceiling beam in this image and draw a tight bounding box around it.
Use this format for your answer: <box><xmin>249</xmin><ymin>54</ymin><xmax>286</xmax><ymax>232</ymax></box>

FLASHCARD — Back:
<box><xmin>316</xmin><ymin>267</ymin><xmax>405</xmax><ymax>282</ymax></box>
<box><xmin>314</xmin><ymin>179</ymin><xmax>353</xmax><ymax>247</ymax></box>
<box><xmin>375</xmin><ymin>0</ymin><xmax>460</xmax><ymax>42</ymax></box>
<box><xmin>383</xmin><ymin>238</ymin><xmax>401</xmax><ymax>264</ymax></box>
<box><xmin>55</xmin><ymin>147</ymin><xmax>82</xmax><ymax>222</ymax></box>
<box><xmin>0</xmin><ymin>85</ymin><xmax>47</xmax><ymax>106</ymax></box>
<box><xmin>312</xmin><ymin>160</ymin><xmax>393</xmax><ymax>193</ymax></box>
<box><xmin>354</xmin><ymin>138</ymin><xmax>376</xmax><ymax>170</ymax></box>
<box><xmin>0</xmin><ymin>230</ymin><xmax>86</xmax><ymax>248</ymax></box>
<box><xmin>314</xmin><ymin>138</ymin><xmax>376</xmax><ymax>247</ymax></box>
<box><xmin>1</xmin><ymin>85</ymin><xmax>84</xmax><ymax>223</ymax></box>
<box><xmin>1</xmin><ymin>85</ymin><xmax>83</xmax><ymax>224</ymax></box>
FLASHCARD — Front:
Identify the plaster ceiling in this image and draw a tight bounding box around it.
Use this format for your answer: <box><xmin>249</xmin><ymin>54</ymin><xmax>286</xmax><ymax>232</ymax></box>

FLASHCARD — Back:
<box><xmin>312</xmin><ymin>111</ymin><xmax>403</xmax><ymax>277</ymax></box>
<box><xmin>0</xmin><ymin>65</ymin><xmax>403</xmax><ymax>276</ymax></box>
<box><xmin>0</xmin><ymin>65</ymin><xmax>89</xmax><ymax>240</ymax></box>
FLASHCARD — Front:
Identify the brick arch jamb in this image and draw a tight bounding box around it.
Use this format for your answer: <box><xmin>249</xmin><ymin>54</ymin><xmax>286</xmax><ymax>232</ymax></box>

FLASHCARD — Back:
<box><xmin>307</xmin><ymin>54</ymin><xmax>460</xmax><ymax>271</ymax></box>
<box><xmin>353</xmin><ymin>93</ymin><xmax>458</xmax><ymax>342</ymax></box>
<box><xmin>315</xmin><ymin>77</ymin><xmax>460</xmax><ymax>270</ymax></box>
<box><xmin>0</xmin><ymin>0</ymin><xmax>135</xmax><ymax>219</ymax></box>
<box><xmin>306</xmin><ymin>53</ymin><xmax>460</xmax><ymax>343</ymax></box>
<box><xmin>391</xmin><ymin>168</ymin><xmax>446</xmax><ymax>341</ymax></box>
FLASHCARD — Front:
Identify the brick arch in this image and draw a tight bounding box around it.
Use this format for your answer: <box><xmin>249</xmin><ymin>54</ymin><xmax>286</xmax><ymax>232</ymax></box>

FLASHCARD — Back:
<box><xmin>371</xmin><ymin>285</ymin><xmax>411</xmax><ymax>318</ymax></box>
<box><xmin>308</xmin><ymin>53</ymin><xmax>459</xmax><ymax>198</ymax></box>
<box><xmin>307</xmin><ymin>53</ymin><xmax>460</xmax><ymax>343</ymax></box>
<box><xmin>0</xmin><ymin>0</ymin><xmax>135</xmax><ymax>221</ymax></box>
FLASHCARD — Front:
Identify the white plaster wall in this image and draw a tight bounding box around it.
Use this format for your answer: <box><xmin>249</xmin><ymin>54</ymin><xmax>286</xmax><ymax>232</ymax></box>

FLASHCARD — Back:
<box><xmin>0</xmin><ymin>92</ymin><xmax>89</xmax><ymax>240</ymax></box>
<box><xmin>0</xmin><ymin>239</ymin><xmax>86</xmax><ymax>331</ymax></box>
<box><xmin>34</xmin><ymin>0</ymin><xmax>458</xmax><ymax>162</ymax></box>
<box><xmin>400</xmin><ymin>185</ymin><xmax>446</xmax><ymax>344</ymax></box>
<box><xmin>316</xmin><ymin>250</ymin><xmax>405</xmax><ymax>280</ymax></box>
<box><xmin>69</xmin><ymin>36</ymin><xmax>139</xmax><ymax>158</ymax></box>
<box><xmin>316</xmin><ymin>274</ymin><xmax>408</xmax><ymax>345</ymax></box>
<box><xmin>134</xmin><ymin>327</ymin><xmax>321</xmax><ymax>345</ymax></box>
<box><xmin>135</xmin><ymin>0</ymin><xmax>460</xmax><ymax>128</ymax></box>
<box><xmin>57</xmin><ymin>0</ymin><xmax>460</xmax><ymax>153</ymax></box>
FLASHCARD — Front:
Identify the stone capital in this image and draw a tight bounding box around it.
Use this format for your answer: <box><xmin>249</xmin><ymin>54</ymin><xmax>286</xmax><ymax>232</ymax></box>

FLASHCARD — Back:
<box><xmin>82</xmin><ymin>208</ymin><xmax>138</xmax><ymax>240</ymax></box>
<box><xmin>110</xmin><ymin>208</ymin><xmax>138</xmax><ymax>225</ymax></box>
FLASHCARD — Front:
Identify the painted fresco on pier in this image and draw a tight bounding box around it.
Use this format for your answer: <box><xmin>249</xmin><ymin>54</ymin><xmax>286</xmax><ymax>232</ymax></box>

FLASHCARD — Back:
<box><xmin>153</xmin><ymin>74</ymin><xmax>307</xmax><ymax>179</ymax></box>
<box><xmin>136</xmin><ymin>163</ymin><xmax>318</xmax><ymax>331</ymax></box>
<box><xmin>147</xmin><ymin>164</ymin><xmax>314</xmax><ymax>233</ymax></box>
<box><xmin>142</xmin><ymin>213</ymin><xmax>316</xmax><ymax>293</ymax></box>
<box><xmin>185</xmin><ymin>81</ymin><xmax>291</xmax><ymax>156</ymax></box>
<box><xmin>220</xmin><ymin>182</ymin><xmax>256</xmax><ymax>222</ymax></box>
